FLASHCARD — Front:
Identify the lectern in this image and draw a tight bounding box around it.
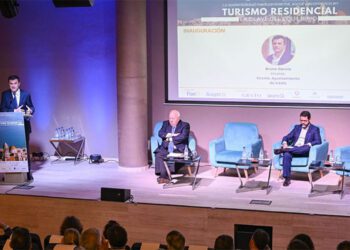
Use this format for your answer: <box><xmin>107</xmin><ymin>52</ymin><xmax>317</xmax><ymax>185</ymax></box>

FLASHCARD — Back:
<box><xmin>0</xmin><ymin>112</ymin><xmax>29</xmax><ymax>184</ymax></box>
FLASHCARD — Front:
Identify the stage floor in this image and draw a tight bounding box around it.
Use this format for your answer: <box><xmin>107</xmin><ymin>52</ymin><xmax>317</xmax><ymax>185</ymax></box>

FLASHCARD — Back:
<box><xmin>1</xmin><ymin>158</ymin><xmax>350</xmax><ymax>217</ymax></box>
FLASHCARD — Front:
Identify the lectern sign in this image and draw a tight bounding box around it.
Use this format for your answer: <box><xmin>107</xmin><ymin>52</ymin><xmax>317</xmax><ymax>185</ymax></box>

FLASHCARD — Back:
<box><xmin>0</xmin><ymin>112</ymin><xmax>29</xmax><ymax>172</ymax></box>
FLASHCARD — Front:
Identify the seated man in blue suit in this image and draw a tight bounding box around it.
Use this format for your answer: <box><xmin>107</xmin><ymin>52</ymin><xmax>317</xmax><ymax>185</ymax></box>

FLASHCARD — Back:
<box><xmin>0</xmin><ymin>75</ymin><xmax>35</xmax><ymax>180</ymax></box>
<box><xmin>274</xmin><ymin>111</ymin><xmax>321</xmax><ymax>186</ymax></box>
<box><xmin>154</xmin><ymin>110</ymin><xmax>190</xmax><ymax>184</ymax></box>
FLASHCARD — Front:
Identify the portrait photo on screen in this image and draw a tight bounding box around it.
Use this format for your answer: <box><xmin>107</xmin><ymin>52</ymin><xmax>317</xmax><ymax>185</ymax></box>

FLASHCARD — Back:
<box><xmin>262</xmin><ymin>35</ymin><xmax>295</xmax><ymax>66</ymax></box>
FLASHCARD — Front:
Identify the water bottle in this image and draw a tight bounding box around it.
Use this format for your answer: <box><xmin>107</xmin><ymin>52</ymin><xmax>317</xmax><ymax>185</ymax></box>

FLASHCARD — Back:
<box><xmin>54</xmin><ymin>128</ymin><xmax>59</xmax><ymax>138</ymax></box>
<box><xmin>335</xmin><ymin>155</ymin><xmax>341</xmax><ymax>165</ymax></box>
<box><xmin>329</xmin><ymin>150</ymin><xmax>334</xmax><ymax>162</ymax></box>
<box><xmin>184</xmin><ymin>145</ymin><xmax>189</xmax><ymax>159</ymax></box>
<box><xmin>168</xmin><ymin>141</ymin><xmax>174</xmax><ymax>153</ymax></box>
<box><xmin>242</xmin><ymin>146</ymin><xmax>247</xmax><ymax>162</ymax></box>
<box><xmin>259</xmin><ymin>148</ymin><xmax>264</xmax><ymax>162</ymax></box>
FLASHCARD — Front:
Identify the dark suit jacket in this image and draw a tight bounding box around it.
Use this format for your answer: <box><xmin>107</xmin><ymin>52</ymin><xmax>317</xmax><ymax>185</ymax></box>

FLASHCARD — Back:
<box><xmin>0</xmin><ymin>89</ymin><xmax>35</xmax><ymax>133</ymax></box>
<box><xmin>282</xmin><ymin>124</ymin><xmax>321</xmax><ymax>147</ymax></box>
<box><xmin>266</xmin><ymin>51</ymin><xmax>293</xmax><ymax>65</ymax></box>
<box><xmin>157</xmin><ymin>120</ymin><xmax>190</xmax><ymax>153</ymax></box>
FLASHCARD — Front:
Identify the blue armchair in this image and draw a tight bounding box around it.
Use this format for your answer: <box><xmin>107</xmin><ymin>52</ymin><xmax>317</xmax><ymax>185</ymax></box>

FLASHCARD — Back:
<box><xmin>334</xmin><ymin>146</ymin><xmax>350</xmax><ymax>185</ymax></box>
<box><xmin>150</xmin><ymin>121</ymin><xmax>197</xmax><ymax>166</ymax></box>
<box><xmin>209</xmin><ymin>122</ymin><xmax>262</xmax><ymax>178</ymax></box>
<box><xmin>272</xmin><ymin>125</ymin><xmax>329</xmax><ymax>182</ymax></box>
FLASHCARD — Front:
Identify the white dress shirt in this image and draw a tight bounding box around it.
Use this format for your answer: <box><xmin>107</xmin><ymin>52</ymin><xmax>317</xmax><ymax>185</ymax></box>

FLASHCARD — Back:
<box><xmin>294</xmin><ymin>126</ymin><xmax>309</xmax><ymax>147</ymax></box>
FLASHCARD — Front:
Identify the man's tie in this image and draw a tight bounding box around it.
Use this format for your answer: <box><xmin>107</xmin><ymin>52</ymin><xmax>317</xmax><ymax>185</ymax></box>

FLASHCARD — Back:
<box><xmin>12</xmin><ymin>93</ymin><xmax>18</xmax><ymax>108</ymax></box>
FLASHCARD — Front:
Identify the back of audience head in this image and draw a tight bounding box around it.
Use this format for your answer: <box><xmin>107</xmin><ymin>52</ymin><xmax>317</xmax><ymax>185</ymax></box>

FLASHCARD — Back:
<box><xmin>63</xmin><ymin>228</ymin><xmax>80</xmax><ymax>246</ymax></box>
<box><xmin>81</xmin><ymin>228</ymin><xmax>101</xmax><ymax>250</ymax></box>
<box><xmin>337</xmin><ymin>241</ymin><xmax>350</xmax><ymax>250</ymax></box>
<box><xmin>166</xmin><ymin>230</ymin><xmax>185</xmax><ymax>250</ymax></box>
<box><xmin>291</xmin><ymin>234</ymin><xmax>314</xmax><ymax>250</ymax></box>
<box><xmin>214</xmin><ymin>234</ymin><xmax>234</xmax><ymax>250</ymax></box>
<box><xmin>103</xmin><ymin>220</ymin><xmax>120</xmax><ymax>239</ymax></box>
<box><xmin>10</xmin><ymin>227</ymin><xmax>32</xmax><ymax>250</ymax></box>
<box><xmin>60</xmin><ymin>216</ymin><xmax>83</xmax><ymax>235</ymax></box>
<box><xmin>249</xmin><ymin>229</ymin><xmax>270</xmax><ymax>250</ymax></box>
<box><xmin>287</xmin><ymin>239</ymin><xmax>310</xmax><ymax>250</ymax></box>
<box><xmin>106</xmin><ymin>224</ymin><xmax>127</xmax><ymax>249</ymax></box>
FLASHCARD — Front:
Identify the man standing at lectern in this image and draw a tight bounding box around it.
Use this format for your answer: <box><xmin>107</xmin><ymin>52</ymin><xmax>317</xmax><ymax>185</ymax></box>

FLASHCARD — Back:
<box><xmin>274</xmin><ymin>111</ymin><xmax>321</xmax><ymax>187</ymax></box>
<box><xmin>154</xmin><ymin>110</ymin><xmax>190</xmax><ymax>184</ymax></box>
<box><xmin>0</xmin><ymin>75</ymin><xmax>35</xmax><ymax>180</ymax></box>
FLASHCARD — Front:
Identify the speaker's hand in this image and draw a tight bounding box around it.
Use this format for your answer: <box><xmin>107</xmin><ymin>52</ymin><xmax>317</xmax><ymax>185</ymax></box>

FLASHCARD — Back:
<box><xmin>14</xmin><ymin>105</ymin><xmax>24</xmax><ymax>113</ymax></box>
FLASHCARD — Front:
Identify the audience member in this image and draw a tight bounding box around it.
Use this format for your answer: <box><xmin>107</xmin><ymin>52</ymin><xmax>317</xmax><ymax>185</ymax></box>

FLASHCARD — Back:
<box><xmin>337</xmin><ymin>241</ymin><xmax>350</xmax><ymax>250</ymax></box>
<box><xmin>60</xmin><ymin>217</ymin><xmax>83</xmax><ymax>235</ymax></box>
<box><xmin>287</xmin><ymin>239</ymin><xmax>310</xmax><ymax>250</ymax></box>
<box><xmin>291</xmin><ymin>234</ymin><xmax>314</xmax><ymax>250</ymax></box>
<box><xmin>166</xmin><ymin>231</ymin><xmax>185</xmax><ymax>250</ymax></box>
<box><xmin>0</xmin><ymin>222</ymin><xmax>12</xmax><ymax>249</ymax></box>
<box><xmin>249</xmin><ymin>229</ymin><xmax>270</xmax><ymax>250</ymax></box>
<box><xmin>10</xmin><ymin>227</ymin><xmax>32</xmax><ymax>250</ymax></box>
<box><xmin>44</xmin><ymin>216</ymin><xmax>83</xmax><ymax>250</ymax></box>
<box><xmin>214</xmin><ymin>235</ymin><xmax>234</xmax><ymax>250</ymax></box>
<box><xmin>106</xmin><ymin>224</ymin><xmax>128</xmax><ymax>250</ymax></box>
<box><xmin>80</xmin><ymin>228</ymin><xmax>101</xmax><ymax>250</ymax></box>
<box><xmin>62</xmin><ymin>228</ymin><xmax>80</xmax><ymax>246</ymax></box>
<box><xmin>103</xmin><ymin>220</ymin><xmax>120</xmax><ymax>239</ymax></box>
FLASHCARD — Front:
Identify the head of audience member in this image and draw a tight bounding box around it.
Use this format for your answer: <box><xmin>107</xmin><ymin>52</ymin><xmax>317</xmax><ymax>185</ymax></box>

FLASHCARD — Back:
<box><xmin>249</xmin><ymin>229</ymin><xmax>270</xmax><ymax>250</ymax></box>
<box><xmin>62</xmin><ymin>228</ymin><xmax>80</xmax><ymax>246</ymax></box>
<box><xmin>287</xmin><ymin>239</ymin><xmax>310</xmax><ymax>250</ymax></box>
<box><xmin>60</xmin><ymin>216</ymin><xmax>83</xmax><ymax>235</ymax></box>
<box><xmin>291</xmin><ymin>234</ymin><xmax>314</xmax><ymax>250</ymax></box>
<box><xmin>80</xmin><ymin>228</ymin><xmax>101</xmax><ymax>250</ymax></box>
<box><xmin>166</xmin><ymin>230</ymin><xmax>185</xmax><ymax>250</ymax></box>
<box><xmin>214</xmin><ymin>234</ymin><xmax>234</xmax><ymax>250</ymax></box>
<box><xmin>10</xmin><ymin>227</ymin><xmax>32</xmax><ymax>250</ymax></box>
<box><xmin>8</xmin><ymin>75</ymin><xmax>21</xmax><ymax>93</ymax></box>
<box><xmin>299</xmin><ymin>111</ymin><xmax>311</xmax><ymax>129</ymax></box>
<box><xmin>103</xmin><ymin>220</ymin><xmax>120</xmax><ymax>239</ymax></box>
<box><xmin>168</xmin><ymin>110</ymin><xmax>181</xmax><ymax>127</ymax></box>
<box><xmin>337</xmin><ymin>241</ymin><xmax>350</xmax><ymax>250</ymax></box>
<box><xmin>106</xmin><ymin>224</ymin><xmax>128</xmax><ymax>249</ymax></box>
<box><xmin>271</xmin><ymin>35</ymin><xmax>286</xmax><ymax>57</ymax></box>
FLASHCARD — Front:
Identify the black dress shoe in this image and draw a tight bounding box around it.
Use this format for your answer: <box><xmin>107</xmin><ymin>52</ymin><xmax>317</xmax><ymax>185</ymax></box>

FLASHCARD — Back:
<box><xmin>274</xmin><ymin>148</ymin><xmax>283</xmax><ymax>155</ymax></box>
<box><xmin>283</xmin><ymin>178</ymin><xmax>291</xmax><ymax>186</ymax></box>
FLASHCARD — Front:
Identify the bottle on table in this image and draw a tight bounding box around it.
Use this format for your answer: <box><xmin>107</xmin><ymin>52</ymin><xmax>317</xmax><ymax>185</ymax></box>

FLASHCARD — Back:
<box><xmin>184</xmin><ymin>145</ymin><xmax>189</xmax><ymax>159</ymax></box>
<box><xmin>242</xmin><ymin>146</ymin><xmax>247</xmax><ymax>162</ymax></box>
<box><xmin>259</xmin><ymin>148</ymin><xmax>264</xmax><ymax>162</ymax></box>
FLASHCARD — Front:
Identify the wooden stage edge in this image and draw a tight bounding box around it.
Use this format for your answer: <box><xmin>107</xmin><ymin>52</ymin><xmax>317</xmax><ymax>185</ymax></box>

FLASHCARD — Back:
<box><xmin>1</xmin><ymin>194</ymin><xmax>349</xmax><ymax>250</ymax></box>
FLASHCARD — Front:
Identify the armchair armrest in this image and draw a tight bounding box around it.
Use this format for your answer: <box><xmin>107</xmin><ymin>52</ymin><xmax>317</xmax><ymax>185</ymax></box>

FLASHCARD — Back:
<box><xmin>273</xmin><ymin>141</ymin><xmax>282</xmax><ymax>150</ymax></box>
<box><xmin>308</xmin><ymin>142</ymin><xmax>329</xmax><ymax>164</ymax></box>
<box><xmin>335</xmin><ymin>146</ymin><xmax>350</xmax><ymax>162</ymax></box>
<box><xmin>150</xmin><ymin>136</ymin><xmax>160</xmax><ymax>153</ymax></box>
<box><xmin>209</xmin><ymin>137</ymin><xmax>225</xmax><ymax>165</ymax></box>
<box><xmin>246</xmin><ymin>139</ymin><xmax>262</xmax><ymax>158</ymax></box>
<box><xmin>188</xmin><ymin>136</ymin><xmax>196</xmax><ymax>153</ymax></box>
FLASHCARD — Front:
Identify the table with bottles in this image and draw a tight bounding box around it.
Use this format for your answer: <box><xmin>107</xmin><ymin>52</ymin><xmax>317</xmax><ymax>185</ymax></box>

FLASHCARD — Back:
<box><xmin>233</xmin><ymin>158</ymin><xmax>273</xmax><ymax>194</ymax></box>
<box><xmin>309</xmin><ymin>160</ymin><xmax>347</xmax><ymax>199</ymax></box>
<box><xmin>217</xmin><ymin>147</ymin><xmax>273</xmax><ymax>194</ymax></box>
<box><xmin>162</xmin><ymin>147</ymin><xmax>201</xmax><ymax>190</ymax></box>
<box><xmin>49</xmin><ymin>126</ymin><xmax>85</xmax><ymax>165</ymax></box>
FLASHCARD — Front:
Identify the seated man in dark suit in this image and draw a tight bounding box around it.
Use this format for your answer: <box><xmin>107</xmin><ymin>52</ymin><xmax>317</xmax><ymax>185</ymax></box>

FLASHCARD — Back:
<box><xmin>0</xmin><ymin>75</ymin><xmax>35</xmax><ymax>180</ymax></box>
<box><xmin>154</xmin><ymin>110</ymin><xmax>190</xmax><ymax>184</ymax></box>
<box><xmin>275</xmin><ymin>111</ymin><xmax>321</xmax><ymax>186</ymax></box>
